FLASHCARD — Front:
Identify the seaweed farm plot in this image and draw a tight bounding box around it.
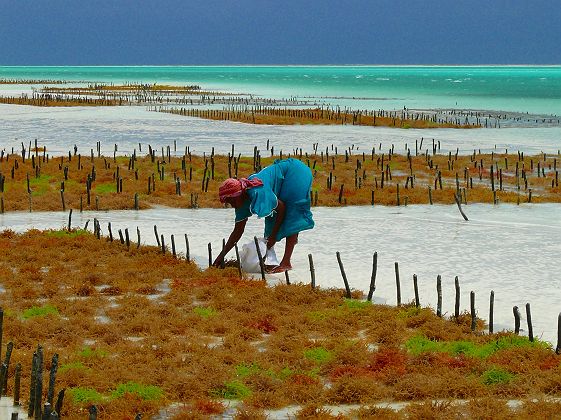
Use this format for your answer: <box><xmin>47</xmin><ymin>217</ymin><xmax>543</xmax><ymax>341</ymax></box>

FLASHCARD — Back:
<box><xmin>0</xmin><ymin>227</ymin><xmax>561</xmax><ymax>418</ymax></box>
<box><xmin>1</xmin><ymin>142</ymin><xmax>560</xmax><ymax>213</ymax></box>
<box><xmin>1</xmin><ymin>204</ymin><xmax>561</xmax><ymax>346</ymax></box>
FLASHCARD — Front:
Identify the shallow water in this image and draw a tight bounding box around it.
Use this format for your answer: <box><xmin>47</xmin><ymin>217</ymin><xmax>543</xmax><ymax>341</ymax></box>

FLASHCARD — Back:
<box><xmin>2</xmin><ymin>65</ymin><xmax>561</xmax><ymax>114</ymax></box>
<box><xmin>2</xmin><ymin>204</ymin><xmax>560</xmax><ymax>345</ymax></box>
<box><xmin>2</xmin><ymin>105</ymin><xmax>561</xmax><ymax>157</ymax></box>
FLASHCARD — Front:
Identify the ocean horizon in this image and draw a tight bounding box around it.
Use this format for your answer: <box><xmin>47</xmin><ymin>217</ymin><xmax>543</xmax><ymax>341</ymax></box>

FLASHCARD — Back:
<box><xmin>2</xmin><ymin>65</ymin><xmax>561</xmax><ymax>114</ymax></box>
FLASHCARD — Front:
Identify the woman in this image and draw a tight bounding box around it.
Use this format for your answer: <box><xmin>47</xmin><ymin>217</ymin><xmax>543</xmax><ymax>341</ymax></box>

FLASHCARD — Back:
<box><xmin>212</xmin><ymin>158</ymin><xmax>314</xmax><ymax>273</ymax></box>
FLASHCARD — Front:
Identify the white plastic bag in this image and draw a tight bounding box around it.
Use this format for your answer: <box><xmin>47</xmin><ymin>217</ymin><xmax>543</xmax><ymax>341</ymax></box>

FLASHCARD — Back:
<box><xmin>239</xmin><ymin>238</ymin><xmax>279</xmax><ymax>273</ymax></box>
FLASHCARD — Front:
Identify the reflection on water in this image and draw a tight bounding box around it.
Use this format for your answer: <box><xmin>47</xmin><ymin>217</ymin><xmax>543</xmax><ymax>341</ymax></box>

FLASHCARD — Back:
<box><xmin>2</xmin><ymin>204</ymin><xmax>560</xmax><ymax>344</ymax></box>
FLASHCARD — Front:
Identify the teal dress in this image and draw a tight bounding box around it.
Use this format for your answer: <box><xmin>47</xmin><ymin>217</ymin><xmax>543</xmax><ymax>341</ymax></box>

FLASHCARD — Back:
<box><xmin>235</xmin><ymin>158</ymin><xmax>314</xmax><ymax>241</ymax></box>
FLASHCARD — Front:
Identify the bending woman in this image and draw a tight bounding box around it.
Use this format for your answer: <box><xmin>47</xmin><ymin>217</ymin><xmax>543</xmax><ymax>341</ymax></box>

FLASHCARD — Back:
<box><xmin>212</xmin><ymin>158</ymin><xmax>314</xmax><ymax>273</ymax></box>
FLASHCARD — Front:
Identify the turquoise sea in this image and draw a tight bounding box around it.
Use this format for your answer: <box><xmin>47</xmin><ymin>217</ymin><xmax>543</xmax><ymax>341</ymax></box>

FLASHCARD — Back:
<box><xmin>1</xmin><ymin>66</ymin><xmax>560</xmax><ymax>115</ymax></box>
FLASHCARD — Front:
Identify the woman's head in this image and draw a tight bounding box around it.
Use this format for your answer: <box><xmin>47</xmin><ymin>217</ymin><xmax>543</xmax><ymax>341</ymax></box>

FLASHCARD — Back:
<box><xmin>218</xmin><ymin>177</ymin><xmax>263</xmax><ymax>207</ymax></box>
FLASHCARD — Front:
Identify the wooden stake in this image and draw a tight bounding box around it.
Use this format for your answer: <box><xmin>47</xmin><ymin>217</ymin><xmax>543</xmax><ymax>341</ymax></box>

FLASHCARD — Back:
<box><xmin>1</xmin><ymin>341</ymin><xmax>13</xmax><ymax>395</ymax></box>
<box><xmin>60</xmin><ymin>190</ymin><xmax>65</xmax><ymax>211</ymax></box>
<box><xmin>184</xmin><ymin>234</ymin><xmax>190</xmax><ymax>262</ymax></box>
<box><xmin>413</xmin><ymin>274</ymin><xmax>420</xmax><ymax>307</ymax></box>
<box><xmin>336</xmin><ymin>252</ymin><xmax>352</xmax><ymax>299</ymax></box>
<box><xmin>171</xmin><ymin>235</ymin><xmax>176</xmax><ymax>258</ymax></box>
<box><xmin>253</xmin><ymin>237</ymin><xmax>266</xmax><ymax>281</ymax></box>
<box><xmin>234</xmin><ymin>243</ymin><xmax>242</xmax><ymax>278</ymax></box>
<box><xmin>367</xmin><ymin>252</ymin><xmax>377</xmax><ymax>302</ymax></box>
<box><xmin>489</xmin><ymin>290</ymin><xmax>494</xmax><ymax>334</ymax></box>
<box><xmin>436</xmin><ymin>275</ymin><xmax>442</xmax><ymax>317</ymax></box>
<box><xmin>513</xmin><ymin>306</ymin><xmax>521</xmax><ymax>334</ymax></box>
<box><xmin>454</xmin><ymin>276</ymin><xmax>460</xmax><ymax>319</ymax></box>
<box><xmin>308</xmin><ymin>254</ymin><xmax>316</xmax><ymax>289</ymax></box>
<box><xmin>55</xmin><ymin>389</ymin><xmax>65</xmax><ymax>416</ymax></box>
<box><xmin>470</xmin><ymin>291</ymin><xmax>476</xmax><ymax>331</ymax></box>
<box><xmin>154</xmin><ymin>225</ymin><xmax>160</xmax><ymax>247</ymax></box>
<box><xmin>394</xmin><ymin>262</ymin><xmax>401</xmax><ymax>306</ymax></box>
<box><xmin>526</xmin><ymin>303</ymin><xmax>534</xmax><ymax>342</ymax></box>
<box><xmin>124</xmin><ymin>229</ymin><xmax>130</xmax><ymax>248</ymax></box>
<box><xmin>454</xmin><ymin>193</ymin><xmax>468</xmax><ymax>221</ymax></box>
<box><xmin>47</xmin><ymin>354</ymin><xmax>58</xmax><ymax>405</ymax></box>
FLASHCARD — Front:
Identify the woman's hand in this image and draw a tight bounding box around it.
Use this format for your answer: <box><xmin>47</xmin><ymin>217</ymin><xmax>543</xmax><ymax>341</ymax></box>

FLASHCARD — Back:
<box><xmin>213</xmin><ymin>219</ymin><xmax>248</xmax><ymax>268</ymax></box>
<box><xmin>266</xmin><ymin>236</ymin><xmax>276</xmax><ymax>249</ymax></box>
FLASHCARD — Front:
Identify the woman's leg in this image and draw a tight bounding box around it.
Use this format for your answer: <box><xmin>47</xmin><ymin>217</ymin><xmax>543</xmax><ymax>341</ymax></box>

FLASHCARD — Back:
<box><xmin>268</xmin><ymin>234</ymin><xmax>298</xmax><ymax>273</ymax></box>
<box><xmin>279</xmin><ymin>233</ymin><xmax>298</xmax><ymax>269</ymax></box>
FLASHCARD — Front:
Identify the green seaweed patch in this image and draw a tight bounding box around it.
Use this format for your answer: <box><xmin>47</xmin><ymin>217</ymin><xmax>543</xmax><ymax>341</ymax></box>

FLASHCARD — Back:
<box><xmin>22</xmin><ymin>304</ymin><xmax>59</xmax><ymax>319</ymax></box>
<box><xmin>111</xmin><ymin>381</ymin><xmax>163</xmax><ymax>400</ymax></box>
<box><xmin>342</xmin><ymin>298</ymin><xmax>370</xmax><ymax>311</ymax></box>
<box><xmin>236</xmin><ymin>363</ymin><xmax>294</xmax><ymax>381</ymax></box>
<box><xmin>481</xmin><ymin>367</ymin><xmax>515</xmax><ymax>385</ymax></box>
<box><xmin>59</xmin><ymin>361</ymin><xmax>89</xmax><ymax>373</ymax></box>
<box><xmin>235</xmin><ymin>362</ymin><xmax>261</xmax><ymax>378</ymax></box>
<box><xmin>397</xmin><ymin>306</ymin><xmax>422</xmax><ymax>319</ymax></box>
<box><xmin>307</xmin><ymin>366</ymin><xmax>322</xmax><ymax>378</ymax></box>
<box><xmin>193</xmin><ymin>306</ymin><xmax>218</xmax><ymax>318</ymax></box>
<box><xmin>406</xmin><ymin>334</ymin><xmax>549</xmax><ymax>358</ymax></box>
<box><xmin>29</xmin><ymin>175</ymin><xmax>53</xmax><ymax>197</ymax></box>
<box><xmin>46</xmin><ymin>229</ymin><xmax>87</xmax><ymax>239</ymax></box>
<box><xmin>304</xmin><ymin>347</ymin><xmax>333</xmax><ymax>364</ymax></box>
<box><xmin>277</xmin><ymin>367</ymin><xmax>294</xmax><ymax>380</ymax></box>
<box><xmin>306</xmin><ymin>310</ymin><xmax>331</xmax><ymax>322</ymax></box>
<box><xmin>68</xmin><ymin>387</ymin><xmax>103</xmax><ymax>404</ymax></box>
<box><xmin>78</xmin><ymin>347</ymin><xmax>108</xmax><ymax>359</ymax></box>
<box><xmin>307</xmin><ymin>300</ymin><xmax>369</xmax><ymax>322</ymax></box>
<box><xmin>210</xmin><ymin>380</ymin><xmax>251</xmax><ymax>400</ymax></box>
<box><xmin>94</xmin><ymin>182</ymin><xmax>116</xmax><ymax>194</ymax></box>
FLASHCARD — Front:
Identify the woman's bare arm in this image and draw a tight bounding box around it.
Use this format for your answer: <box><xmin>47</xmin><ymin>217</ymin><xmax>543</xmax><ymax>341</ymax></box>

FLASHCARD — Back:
<box><xmin>213</xmin><ymin>218</ymin><xmax>247</xmax><ymax>267</ymax></box>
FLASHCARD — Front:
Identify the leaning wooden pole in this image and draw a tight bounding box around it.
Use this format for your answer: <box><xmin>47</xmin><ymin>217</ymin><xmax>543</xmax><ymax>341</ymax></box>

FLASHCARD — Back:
<box><xmin>454</xmin><ymin>193</ymin><xmax>469</xmax><ymax>221</ymax></box>
<box><xmin>335</xmin><ymin>251</ymin><xmax>352</xmax><ymax>299</ymax></box>
<box><xmin>253</xmin><ymin>237</ymin><xmax>266</xmax><ymax>281</ymax></box>
<box><xmin>367</xmin><ymin>252</ymin><xmax>377</xmax><ymax>302</ymax></box>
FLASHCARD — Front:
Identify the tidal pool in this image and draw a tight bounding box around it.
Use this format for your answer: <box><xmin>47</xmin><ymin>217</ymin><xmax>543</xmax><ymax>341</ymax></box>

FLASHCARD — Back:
<box><xmin>2</xmin><ymin>203</ymin><xmax>560</xmax><ymax>345</ymax></box>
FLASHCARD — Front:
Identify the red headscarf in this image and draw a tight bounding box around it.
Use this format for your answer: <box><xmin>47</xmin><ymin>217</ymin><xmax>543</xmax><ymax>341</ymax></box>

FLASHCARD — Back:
<box><xmin>219</xmin><ymin>177</ymin><xmax>263</xmax><ymax>203</ymax></box>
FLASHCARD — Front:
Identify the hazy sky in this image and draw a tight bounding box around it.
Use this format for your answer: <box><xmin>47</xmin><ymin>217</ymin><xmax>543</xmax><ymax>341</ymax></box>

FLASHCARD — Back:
<box><xmin>1</xmin><ymin>0</ymin><xmax>560</xmax><ymax>65</ymax></box>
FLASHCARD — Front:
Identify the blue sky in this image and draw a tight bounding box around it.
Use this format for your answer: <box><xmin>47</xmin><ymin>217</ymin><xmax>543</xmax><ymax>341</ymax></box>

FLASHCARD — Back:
<box><xmin>1</xmin><ymin>0</ymin><xmax>560</xmax><ymax>65</ymax></box>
